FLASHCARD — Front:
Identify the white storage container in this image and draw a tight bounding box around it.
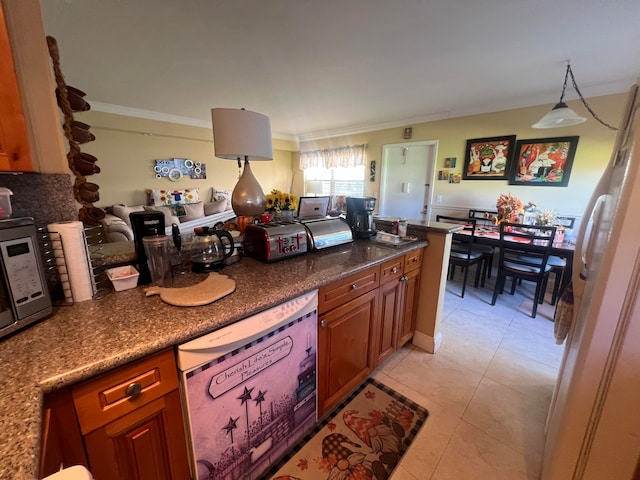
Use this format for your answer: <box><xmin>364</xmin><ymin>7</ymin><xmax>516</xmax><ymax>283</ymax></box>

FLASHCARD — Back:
<box><xmin>106</xmin><ymin>265</ymin><xmax>139</xmax><ymax>291</ymax></box>
<box><xmin>0</xmin><ymin>187</ymin><xmax>13</xmax><ymax>219</ymax></box>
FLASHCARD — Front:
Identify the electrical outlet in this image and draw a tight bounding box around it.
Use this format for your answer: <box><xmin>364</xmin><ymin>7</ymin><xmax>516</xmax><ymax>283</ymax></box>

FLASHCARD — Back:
<box><xmin>436</xmin><ymin>195</ymin><xmax>442</xmax><ymax>203</ymax></box>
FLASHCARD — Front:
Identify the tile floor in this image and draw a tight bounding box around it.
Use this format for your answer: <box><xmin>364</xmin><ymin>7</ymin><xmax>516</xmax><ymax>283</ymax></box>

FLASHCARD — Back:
<box><xmin>373</xmin><ymin>271</ymin><xmax>566</xmax><ymax>479</ymax></box>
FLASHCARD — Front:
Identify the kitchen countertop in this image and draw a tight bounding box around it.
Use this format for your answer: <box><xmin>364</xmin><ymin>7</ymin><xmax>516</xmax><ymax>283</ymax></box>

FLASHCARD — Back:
<box><xmin>374</xmin><ymin>216</ymin><xmax>465</xmax><ymax>234</ymax></box>
<box><xmin>0</xmin><ymin>238</ymin><xmax>427</xmax><ymax>479</ymax></box>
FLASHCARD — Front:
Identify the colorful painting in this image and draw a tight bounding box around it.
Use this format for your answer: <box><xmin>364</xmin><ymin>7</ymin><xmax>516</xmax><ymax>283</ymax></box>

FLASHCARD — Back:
<box><xmin>463</xmin><ymin>135</ymin><xmax>516</xmax><ymax>180</ymax></box>
<box><xmin>154</xmin><ymin>158</ymin><xmax>207</xmax><ymax>180</ymax></box>
<box><xmin>509</xmin><ymin>136</ymin><xmax>579</xmax><ymax>187</ymax></box>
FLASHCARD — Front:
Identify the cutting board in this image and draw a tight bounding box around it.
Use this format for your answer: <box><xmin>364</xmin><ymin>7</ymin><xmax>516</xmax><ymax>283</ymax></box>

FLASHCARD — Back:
<box><xmin>144</xmin><ymin>272</ymin><xmax>236</xmax><ymax>306</ymax></box>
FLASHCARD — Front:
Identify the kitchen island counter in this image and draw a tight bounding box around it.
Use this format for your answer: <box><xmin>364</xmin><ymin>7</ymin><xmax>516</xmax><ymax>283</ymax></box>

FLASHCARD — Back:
<box><xmin>0</xmin><ymin>238</ymin><xmax>428</xmax><ymax>479</ymax></box>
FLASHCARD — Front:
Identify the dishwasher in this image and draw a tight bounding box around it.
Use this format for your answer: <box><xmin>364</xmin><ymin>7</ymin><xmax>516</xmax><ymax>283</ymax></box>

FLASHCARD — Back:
<box><xmin>177</xmin><ymin>290</ymin><xmax>318</xmax><ymax>480</ymax></box>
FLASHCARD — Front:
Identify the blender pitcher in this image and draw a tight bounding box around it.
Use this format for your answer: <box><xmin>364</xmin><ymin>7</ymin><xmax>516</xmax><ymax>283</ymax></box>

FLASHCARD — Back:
<box><xmin>142</xmin><ymin>235</ymin><xmax>173</xmax><ymax>287</ymax></box>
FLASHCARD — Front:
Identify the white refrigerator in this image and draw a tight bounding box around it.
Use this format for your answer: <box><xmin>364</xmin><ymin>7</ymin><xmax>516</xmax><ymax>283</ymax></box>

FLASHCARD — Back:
<box><xmin>542</xmin><ymin>83</ymin><xmax>640</xmax><ymax>479</ymax></box>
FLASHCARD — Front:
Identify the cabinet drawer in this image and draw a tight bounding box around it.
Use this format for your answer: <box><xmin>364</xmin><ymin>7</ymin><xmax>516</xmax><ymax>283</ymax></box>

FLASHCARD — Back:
<box><xmin>404</xmin><ymin>248</ymin><xmax>424</xmax><ymax>273</ymax></box>
<box><xmin>319</xmin><ymin>265</ymin><xmax>380</xmax><ymax>314</ymax></box>
<box><xmin>71</xmin><ymin>349</ymin><xmax>179</xmax><ymax>435</ymax></box>
<box><xmin>380</xmin><ymin>256</ymin><xmax>405</xmax><ymax>285</ymax></box>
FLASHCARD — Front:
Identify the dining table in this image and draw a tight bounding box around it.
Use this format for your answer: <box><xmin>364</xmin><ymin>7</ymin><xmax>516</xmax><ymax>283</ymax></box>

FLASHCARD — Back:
<box><xmin>455</xmin><ymin>224</ymin><xmax>576</xmax><ymax>297</ymax></box>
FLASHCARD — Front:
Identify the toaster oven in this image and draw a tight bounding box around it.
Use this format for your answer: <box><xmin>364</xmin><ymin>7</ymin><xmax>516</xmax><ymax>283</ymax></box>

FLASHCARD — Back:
<box><xmin>0</xmin><ymin>217</ymin><xmax>53</xmax><ymax>339</ymax></box>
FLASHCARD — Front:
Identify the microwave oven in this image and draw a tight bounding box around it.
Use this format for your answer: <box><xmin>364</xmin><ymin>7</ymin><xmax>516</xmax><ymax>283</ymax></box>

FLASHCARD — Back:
<box><xmin>0</xmin><ymin>217</ymin><xmax>53</xmax><ymax>340</ymax></box>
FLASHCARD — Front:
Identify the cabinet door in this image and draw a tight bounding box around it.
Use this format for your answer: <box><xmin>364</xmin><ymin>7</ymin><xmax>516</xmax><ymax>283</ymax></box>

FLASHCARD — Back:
<box><xmin>318</xmin><ymin>288</ymin><xmax>378</xmax><ymax>416</ymax></box>
<box><xmin>0</xmin><ymin>3</ymin><xmax>33</xmax><ymax>172</ymax></box>
<box><xmin>83</xmin><ymin>390</ymin><xmax>190</xmax><ymax>480</ymax></box>
<box><xmin>375</xmin><ymin>278</ymin><xmax>402</xmax><ymax>366</ymax></box>
<box><xmin>40</xmin><ymin>389</ymin><xmax>88</xmax><ymax>478</ymax></box>
<box><xmin>397</xmin><ymin>267</ymin><xmax>421</xmax><ymax>347</ymax></box>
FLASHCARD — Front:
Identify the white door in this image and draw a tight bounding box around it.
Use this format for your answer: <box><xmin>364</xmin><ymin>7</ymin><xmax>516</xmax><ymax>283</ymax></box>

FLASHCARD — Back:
<box><xmin>379</xmin><ymin>141</ymin><xmax>437</xmax><ymax>219</ymax></box>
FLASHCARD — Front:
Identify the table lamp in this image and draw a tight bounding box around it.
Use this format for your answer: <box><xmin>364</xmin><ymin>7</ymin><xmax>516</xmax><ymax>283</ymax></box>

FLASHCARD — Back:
<box><xmin>211</xmin><ymin>108</ymin><xmax>273</xmax><ymax>216</ymax></box>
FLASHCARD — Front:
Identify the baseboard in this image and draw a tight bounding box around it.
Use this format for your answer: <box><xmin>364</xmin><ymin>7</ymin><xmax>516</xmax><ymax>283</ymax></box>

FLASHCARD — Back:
<box><xmin>412</xmin><ymin>330</ymin><xmax>442</xmax><ymax>353</ymax></box>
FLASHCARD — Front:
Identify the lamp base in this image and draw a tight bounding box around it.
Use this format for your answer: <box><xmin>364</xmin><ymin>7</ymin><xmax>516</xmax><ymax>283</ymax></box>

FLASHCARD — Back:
<box><xmin>231</xmin><ymin>159</ymin><xmax>266</xmax><ymax>217</ymax></box>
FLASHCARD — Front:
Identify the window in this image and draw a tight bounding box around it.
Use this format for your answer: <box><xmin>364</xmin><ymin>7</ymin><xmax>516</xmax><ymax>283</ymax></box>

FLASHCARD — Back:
<box><xmin>300</xmin><ymin>144</ymin><xmax>366</xmax><ymax>196</ymax></box>
<box><xmin>304</xmin><ymin>166</ymin><xmax>365</xmax><ymax>196</ymax></box>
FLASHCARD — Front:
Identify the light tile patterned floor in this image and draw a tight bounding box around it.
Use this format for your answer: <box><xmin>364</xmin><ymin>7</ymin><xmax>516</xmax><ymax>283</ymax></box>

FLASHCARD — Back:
<box><xmin>373</xmin><ymin>272</ymin><xmax>565</xmax><ymax>480</ymax></box>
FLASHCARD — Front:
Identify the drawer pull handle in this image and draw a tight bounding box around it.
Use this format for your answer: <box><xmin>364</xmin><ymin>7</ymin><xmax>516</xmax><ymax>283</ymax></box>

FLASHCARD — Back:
<box><xmin>321</xmin><ymin>319</ymin><xmax>328</xmax><ymax>328</ymax></box>
<box><xmin>126</xmin><ymin>382</ymin><xmax>143</xmax><ymax>398</ymax></box>
<box><xmin>401</xmin><ymin>275</ymin><xmax>408</xmax><ymax>281</ymax></box>
<box><xmin>391</xmin><ymin>267</ymin><xmax>398</xmax><ymax>274</ymax></box>
<box><xmin>351</xmin><ymin>283</ymin><xmax>358</xmax><ymax>290</ymax></box>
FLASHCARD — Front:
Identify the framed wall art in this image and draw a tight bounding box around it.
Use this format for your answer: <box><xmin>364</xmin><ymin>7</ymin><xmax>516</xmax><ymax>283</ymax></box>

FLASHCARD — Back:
<box><xmin>508</xmin><ymin>136</ymin><xmax>579</xmax><ymax>187</ymax></box>
<box><xmin>462</xmin><ymin>135</ymin><xmax>516</xmax><ymax>180</ymax></box>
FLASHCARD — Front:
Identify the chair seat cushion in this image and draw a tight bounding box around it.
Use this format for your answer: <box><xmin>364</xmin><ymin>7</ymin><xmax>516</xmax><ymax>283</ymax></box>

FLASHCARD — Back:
<box><xmin>547</xmin><ymin>255</ymin><xmax>566</xmax><ymax>267</ymax></box>
<box><xmin>504</xmin><ymin>261</ymin><xmax>551</xmax><ymax>274</ymax></box>
<box><xmin>450</xmin><ymin>250</ymin><xmax>483</xmax><ymax>260</ymax></box>
<box><xmin>519</xmin><ymin>255</ymin><xmax>566</xmax><ymax>267</ymax></box>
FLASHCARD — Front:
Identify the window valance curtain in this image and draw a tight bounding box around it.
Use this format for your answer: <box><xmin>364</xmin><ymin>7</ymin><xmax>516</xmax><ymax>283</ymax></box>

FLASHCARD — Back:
<box><xmin>300</xmin><ymin>144</ymin><xmax>367</xmax><ymax>170</ymax></box>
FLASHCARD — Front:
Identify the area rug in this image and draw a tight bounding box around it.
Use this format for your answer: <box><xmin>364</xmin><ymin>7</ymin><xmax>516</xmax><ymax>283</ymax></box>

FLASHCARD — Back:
<box><xmin>263</xmin><ymin>377</ymin><xmax>429</xmax><ymax>480</ymax></box>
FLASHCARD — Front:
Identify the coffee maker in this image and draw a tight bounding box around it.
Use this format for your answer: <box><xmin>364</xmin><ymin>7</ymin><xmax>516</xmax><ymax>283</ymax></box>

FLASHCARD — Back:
<box><xmin>130</xmin><ymin>210</ymin><xmax>165</xmax><ymax>285</ymax></box>
<box><xmin>346</xmin><ymin>196</ymin><xmax>376</xmax><ymax>238</ymax></box>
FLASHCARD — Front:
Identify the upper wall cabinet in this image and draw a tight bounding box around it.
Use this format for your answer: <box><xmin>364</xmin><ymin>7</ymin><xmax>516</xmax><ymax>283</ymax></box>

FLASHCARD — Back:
<box><xmin>0</xmin><ymin>3</ymin><xmax>34</xmax><ymax>172</ymax></box>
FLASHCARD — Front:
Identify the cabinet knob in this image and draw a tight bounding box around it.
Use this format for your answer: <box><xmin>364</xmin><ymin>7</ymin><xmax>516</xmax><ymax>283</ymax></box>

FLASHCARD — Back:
<box><xmin>125</xmin><ymin>382</ymin><xmax>143</xmax><ymax>398</ymax></box>
<box><xmin>391</xmin><ymin>267</ymin><xmax>398</xmax><ymax>274</ymax></box>
<box><xmin>400</xmin><ymin>275</ymin><xmax>408</xmax><ymax>281</ymax></box>
<box><xmin>321</xmin><ymin>319</ymin><xmax>328</xmax><ymax>328</ymax></box>
<box><xmin>351</xmin><ymin>283</ymin><xmax>358</xmax><ymax>290</ymax></box>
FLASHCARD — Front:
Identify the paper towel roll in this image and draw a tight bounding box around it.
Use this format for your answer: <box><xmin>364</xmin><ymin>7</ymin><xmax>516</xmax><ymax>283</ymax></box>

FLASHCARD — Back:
<box><xmin>47</xmin><ymin>221</ymin><xmax>95</xmax><ymax>302</ymax></box>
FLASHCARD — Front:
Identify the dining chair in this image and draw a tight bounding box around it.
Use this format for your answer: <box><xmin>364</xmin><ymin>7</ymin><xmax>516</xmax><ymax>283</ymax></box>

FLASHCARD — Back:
<box><xmin>436</xmin><ymin>215</ymin><xmax>486</xmax><ymax>298</ymax></box>
<box><xmin>490</xmin><ymin>222</ymin><xmax>557</xmax><ymax>318</ymax></box>
<box><xmin>546</xmin><ymin>216</ymin><xmax>575</xmax><ymax>305</ymax></box>
<box><xmin>468</xmin><ymin>209</ymin><xmax>498</xmax><ymax>278</ymax></box>
<box><xmin>556</xmin><ymin>216</ymin><xmax>576</xmax><ymax>229</ymax></box>
<box><xmin>468</xmin><ymin>209</ymin><xmax>499</xmax><ymax>226</ymax></box>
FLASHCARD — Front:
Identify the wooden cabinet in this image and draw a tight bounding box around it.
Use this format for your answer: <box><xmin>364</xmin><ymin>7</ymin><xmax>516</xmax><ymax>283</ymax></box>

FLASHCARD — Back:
<box><xmin>375</xmin><ymin>256</ymin><xmax>405</xmax><ymax>365</ymax></box>
<box><xmin>40</xmin><ymin>389</ymin><xmax>88</xmax><ymax>476</ymax></box>
<box><xmin>318</xmin><ymin>266</ymin><xmax>380</xmax><ymax>416</ymax></box>
<box><xmin>397</xmin><ymin>264</ymin><xmax>421</xmax><ymax>347</ymax></box>
<box><xmin>40</xmin><ymin>349</ymin><xmax>190</xmax><ymax>480</ymax></box>
<box><xmin>0</xmin><ymin>3</ymin><xmax>34</xmax><ymax>172</ymax></box>
<box><xmin>373</xmin><ymin>249</ymin><xmax>424</xmax><ymax>366</ymax></box>
<box><xmin>316</xmin><ymin>249</ymin><xmax>424</xmax><ymax>415</ymax></box>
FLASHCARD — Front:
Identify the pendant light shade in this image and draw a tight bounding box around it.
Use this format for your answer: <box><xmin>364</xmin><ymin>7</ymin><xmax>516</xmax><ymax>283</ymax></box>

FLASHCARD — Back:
<box><xmin>532</xmin><ymin>102</ymin><xmax>586</xmax><ymax>128</ymax></box>
<box><xmin>211</xmin><ymin>108</ymin><xmax>273</xmax><ymax>217</ymax></box>
<box><xmin>532</xmin><ymin>63</ymin><xmax>617</xmax><ymax>130</ymax></box>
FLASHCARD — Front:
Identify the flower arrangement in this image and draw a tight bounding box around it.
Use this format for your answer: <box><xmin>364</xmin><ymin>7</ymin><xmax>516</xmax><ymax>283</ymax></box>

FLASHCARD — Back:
<box><xmin>535</xmin><ymin>209</ymin><xmax>559</xmax><ymax>226</ymax></box>
<box><xmin>496</xmin><ymin>193</ymin><xmax>524</xmax><ymax>223</ymax></box>
<box><xmin>266</xmin><ymin>189</ymin><xmax>298</xmax><ymax>212</ymax></box>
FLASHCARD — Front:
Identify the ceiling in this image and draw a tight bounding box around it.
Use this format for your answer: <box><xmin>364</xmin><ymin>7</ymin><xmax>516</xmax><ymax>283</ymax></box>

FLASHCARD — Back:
<box><xmin>39</xmin><ymin>0</ymin><xmax>640</xmax><ymax>142</ymax></box>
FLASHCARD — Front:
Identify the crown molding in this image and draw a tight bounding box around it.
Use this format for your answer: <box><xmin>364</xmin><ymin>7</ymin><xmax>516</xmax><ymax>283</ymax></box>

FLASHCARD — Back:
<box><xmin>90</xmin><ymin>102</ymin><xmax>298</xmax><ymax>142</ymax></box>
<box><xmin>90</xmin><ymin>78</ymin><xmax>631</xmax><ymax>145</ymax></box>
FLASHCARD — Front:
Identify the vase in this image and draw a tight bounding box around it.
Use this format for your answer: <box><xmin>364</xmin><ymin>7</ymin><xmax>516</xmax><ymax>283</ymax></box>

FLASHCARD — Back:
<box><xmin>273</xmin><ymin>210</ymin><xmax>294</xmax><ymax>222</ymax></box>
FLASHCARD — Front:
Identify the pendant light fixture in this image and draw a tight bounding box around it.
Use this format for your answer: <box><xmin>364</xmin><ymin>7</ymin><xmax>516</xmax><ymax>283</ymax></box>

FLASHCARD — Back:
<box><xmin>532</xmin><ymin>63</ymin><xmax>618</xmax><ymax>130</ymax></box>
<box><xmin>211</xmin><ymin>108</ymin><xmax>273</xmax><ymax>217</ymax></box>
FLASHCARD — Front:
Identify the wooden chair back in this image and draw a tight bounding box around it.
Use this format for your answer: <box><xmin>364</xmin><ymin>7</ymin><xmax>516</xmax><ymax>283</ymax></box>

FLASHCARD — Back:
<box><xmin>497</xmin><ymin>222</ymin><xmax>557</xmax><ymax>270</ymax></box>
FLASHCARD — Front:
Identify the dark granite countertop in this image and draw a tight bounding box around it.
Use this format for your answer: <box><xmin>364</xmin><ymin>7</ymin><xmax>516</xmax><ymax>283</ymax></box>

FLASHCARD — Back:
<box><xmin>374</xmin><ymin>216</ymin><xmax>464</xmax><ymax>234</ymax></box>
<box><xmin>0</xmin><ymin>238</ymin><xmax>426</xmax><ymax>479</ymax></box>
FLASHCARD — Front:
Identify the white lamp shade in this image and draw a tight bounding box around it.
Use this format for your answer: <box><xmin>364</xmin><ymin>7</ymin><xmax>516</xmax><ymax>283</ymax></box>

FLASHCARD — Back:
<box><xmin>211</xmin><ymin>108</ymin><xmax>273</xmax><ymax>160</ymax></box>
<box><xmin>305</xmin><ymin>180</ymin><xmax>324</xmax><ymax>195</ymax></box>
<box><xmin>532</xmin><ymin>102</ymin><xmax>587</xmax><ymax>129</ymax></box>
